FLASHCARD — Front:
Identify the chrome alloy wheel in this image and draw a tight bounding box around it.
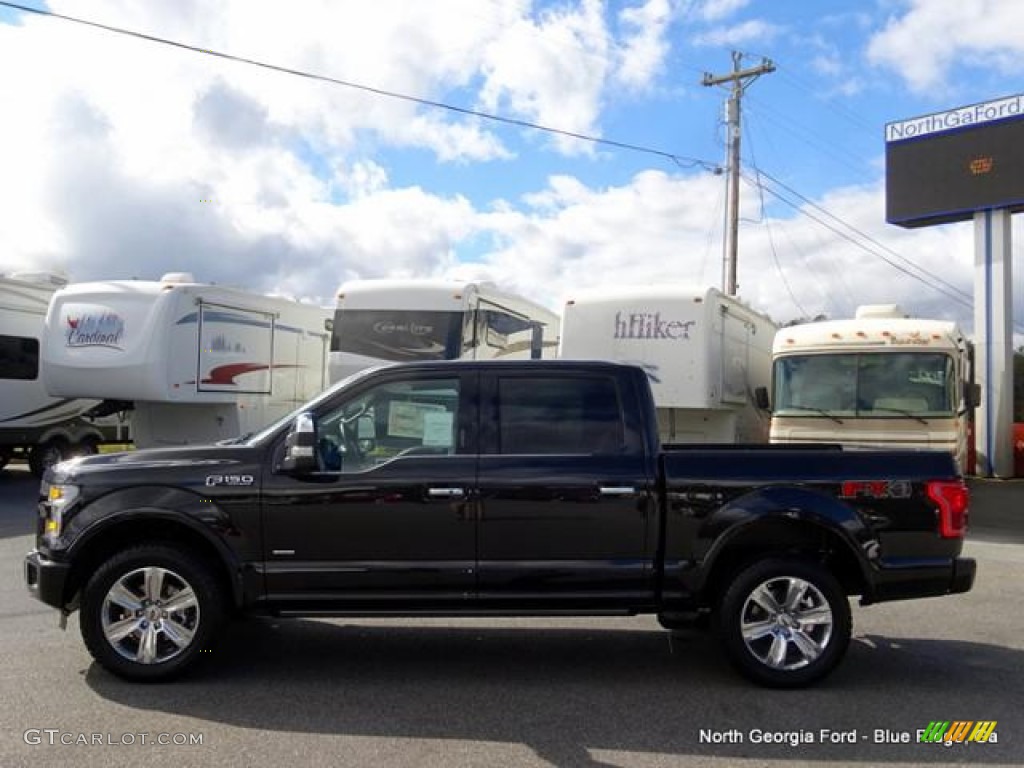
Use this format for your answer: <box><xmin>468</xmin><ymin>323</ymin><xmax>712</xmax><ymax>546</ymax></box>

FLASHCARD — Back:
<box><xmin>100</xmin><ymin>566</ymin><xmax>200</xmax><ymax>664</ymax></box>
<box><xmin>739</xmin><ymin>576</ymin><xmax>834</xmax><ymax>671</ymax></box>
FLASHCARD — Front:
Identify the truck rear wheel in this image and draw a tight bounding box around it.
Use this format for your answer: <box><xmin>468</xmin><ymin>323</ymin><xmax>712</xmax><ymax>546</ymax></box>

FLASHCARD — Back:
<box><xmin>718</xmin><ymin>558</ymin><xmax>851</xmax><ymax>688</ymax></box>
<box><xmin>80</xmin><ymin>545</ymin><xmax>224</xmax><ymax>682</ymax></box>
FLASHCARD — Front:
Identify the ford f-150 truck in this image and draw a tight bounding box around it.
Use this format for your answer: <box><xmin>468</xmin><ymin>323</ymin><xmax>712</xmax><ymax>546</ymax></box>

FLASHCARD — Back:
<box><xmin>24</xmin><ymin>360</ymin><xmax>975</xmax><ymax>687</ymax></box>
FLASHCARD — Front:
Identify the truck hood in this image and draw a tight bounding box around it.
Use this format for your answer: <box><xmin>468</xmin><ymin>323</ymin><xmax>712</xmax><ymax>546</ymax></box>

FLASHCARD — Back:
<box><xmin>46</xmin><ymin>444</ymin><xmax>261</xmax><ymax>485</ymax></box>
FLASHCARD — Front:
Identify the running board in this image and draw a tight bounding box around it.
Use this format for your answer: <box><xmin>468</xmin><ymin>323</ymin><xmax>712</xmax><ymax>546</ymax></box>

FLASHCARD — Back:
<box><xmin>270</xmin><ymin>608</ymin><xmax>639</xmax><ymax>618</ymax></box>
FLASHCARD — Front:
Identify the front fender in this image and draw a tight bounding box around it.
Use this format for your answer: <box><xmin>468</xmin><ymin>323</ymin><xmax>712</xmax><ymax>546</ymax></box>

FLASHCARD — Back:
<box><xmin>64</xmin><ymin>486</ymin><xmax>237</xmax><ymax>551</ymax></box>
<box><xmin>56</xmin><ymin>485</ymin><xmax>249</xmax><ymax>605</ymax></box>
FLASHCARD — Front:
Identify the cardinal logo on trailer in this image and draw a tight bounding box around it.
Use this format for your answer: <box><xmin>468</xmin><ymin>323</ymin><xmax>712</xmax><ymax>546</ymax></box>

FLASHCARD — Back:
<box><xmin>64</xmin><ymin>310</ymin><xmax>125</xmax><ymax>350</ymax></box>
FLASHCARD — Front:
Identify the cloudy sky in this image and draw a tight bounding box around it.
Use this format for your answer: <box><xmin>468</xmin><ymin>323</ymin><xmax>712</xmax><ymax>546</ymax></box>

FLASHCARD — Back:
<box><xmin>1</xmin><ymin>0</ymin><xmax>1023</xmax><ymax>336</ymax></box>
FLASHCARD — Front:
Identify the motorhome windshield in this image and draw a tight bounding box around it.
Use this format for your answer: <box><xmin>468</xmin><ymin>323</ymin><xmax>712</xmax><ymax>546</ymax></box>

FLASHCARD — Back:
<box><xmin>331</xmin><ymin>309</ymin><xmax>463</xmax><ymax>362</ymax></box>
<box><xmin>773</xmin><ymin>352</ymin><xmax>956</xmax><ymax>418</ymax></box>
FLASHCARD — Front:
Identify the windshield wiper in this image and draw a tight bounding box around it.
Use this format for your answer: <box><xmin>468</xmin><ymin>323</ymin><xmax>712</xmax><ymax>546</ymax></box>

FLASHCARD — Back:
<box><xmin>870</xmin><ymin>407</ymin><xmax>928</xmax><ymax>425</ymax></box>
<box><xmin>782</xmin><ymin>404</ymin><xmax>844</xmax><ymax>425</ymax></box>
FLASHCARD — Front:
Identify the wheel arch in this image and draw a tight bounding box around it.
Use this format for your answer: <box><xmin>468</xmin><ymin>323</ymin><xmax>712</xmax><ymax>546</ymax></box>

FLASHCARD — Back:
<box><xmin>698</xmin><ymin>513</ymin><xmax>870</xmax><ymax>611</ymax></box>
<box><xmin>62</xmin><ymin>513</ymin><xmax>244</xmax><ymax>613</ymax></box>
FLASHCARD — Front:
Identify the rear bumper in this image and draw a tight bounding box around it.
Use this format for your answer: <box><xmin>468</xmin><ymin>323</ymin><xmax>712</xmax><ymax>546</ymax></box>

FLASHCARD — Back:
<box><xmin>24</xmin><ymin>550</ymin><xmax>71</xmax><ymax>610</ymax></box>
<box><xmin>950</xmin><ymin>556</ymin><xmax>976</xmax><ymax>594</ymax></box>
<box><xmin>862</xmin><ymin>556</ymin><xmax>976</xmax><ymax>605</ymax></box>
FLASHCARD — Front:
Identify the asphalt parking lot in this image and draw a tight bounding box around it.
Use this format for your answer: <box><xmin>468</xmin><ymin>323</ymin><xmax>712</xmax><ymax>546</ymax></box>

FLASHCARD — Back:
<box><xmin>1</xmin><ymin>462</ymin><xmax>1022</xmax><ymax>768</ymax></box>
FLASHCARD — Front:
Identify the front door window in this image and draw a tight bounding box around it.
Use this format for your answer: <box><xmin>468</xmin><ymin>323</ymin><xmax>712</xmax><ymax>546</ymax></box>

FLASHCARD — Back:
<box><xmin>315</xmin><ymin>378</ymin><xmax>461</xmax><ymax>472</ymax></box>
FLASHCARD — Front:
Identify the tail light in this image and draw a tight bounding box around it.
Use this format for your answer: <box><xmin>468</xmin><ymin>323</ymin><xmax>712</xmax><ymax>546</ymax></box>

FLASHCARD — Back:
<box><xmin>926</xmin><ymin>480</ymin><xmax>969</xmax><ymax>538</ymax></box>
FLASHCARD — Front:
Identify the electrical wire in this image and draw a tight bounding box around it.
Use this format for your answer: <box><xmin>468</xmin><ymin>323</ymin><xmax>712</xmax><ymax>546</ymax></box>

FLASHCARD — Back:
<box><xmin>743</xmin><ymin>128</ymin><xmax>811</xmax><ymax>317</ymax></box>
<box><xmin>5</xmin><ymin>0</ymin><xmax>1013</xmax><ymax>327</ymax></box>
<box><xmin>754</xmin><ymin>166</ymin><xmax>973</xmax><ymax>302</ymax></box>
<box><xmin>0</xmin><ymin>0</ymin><xmax>720</xmax><ymax>172</ymax></box>
<box><xmin>745</xmin><ymin>169</ymin><xmax>974</xmax><ymax>310</ymax></box>
<box><xmin>745</xmin><ymin>95</ymin><xmax>879</xmax><ymax>185</ymax></box>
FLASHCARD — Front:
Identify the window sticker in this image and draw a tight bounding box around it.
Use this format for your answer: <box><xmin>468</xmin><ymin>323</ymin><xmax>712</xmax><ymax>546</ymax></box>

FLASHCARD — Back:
<box><xmin>423</xmin><ymin>411</ymin><xmax>454</xmax><ymax>447</ymax></box>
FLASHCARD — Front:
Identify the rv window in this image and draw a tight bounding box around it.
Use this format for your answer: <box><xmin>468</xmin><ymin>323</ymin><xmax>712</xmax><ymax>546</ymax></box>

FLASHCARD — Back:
<box><xmin>774</xmin><ymin>352</ymin><xmax>956</xmax><ymax>418</ymax></box>
<box><xmin>331</xmin><ymin>309</ymin><xmax>462</xmax><ymax>362</ymax></box>
<box><xmin>476</xmin><ymin>306</ymin><xmax>537</xmax><ymax>357</ymax></box>
<box><xmin>0</xmin><ymin>335</ymin><xmax>39</xmax><ymax>380</ymax></box>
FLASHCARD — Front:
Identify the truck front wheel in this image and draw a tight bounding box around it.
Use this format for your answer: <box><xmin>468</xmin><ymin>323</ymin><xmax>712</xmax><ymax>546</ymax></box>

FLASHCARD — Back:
<box><xmin>80</xmin><ymin>545</ymin><xmax>225</xmax><ymax>682</ymax></box>
<box><xmin>718</xmin><ymin>558</ymin><xmax>851</xmax><ymax>688</ymax></box>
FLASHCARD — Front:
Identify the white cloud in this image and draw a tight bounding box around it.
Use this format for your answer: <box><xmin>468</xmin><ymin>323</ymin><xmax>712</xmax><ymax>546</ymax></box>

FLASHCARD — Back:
<box><xmin>0</xmin><ymin>0</ymin><xmax>631</xmax><ymax>290</ymax></box>
<box><xmin>614</xmin><ymin>0</ymin><xmax>675</xmax><ymax>89</ymax></box>
<box><xmin>477</xmin><ymin>0</ymin><xmax>611</xmax><ymax>153</ymax></box>
<box><xmin>698</xmin><ymin>0</ymin><xmax>751</xmax><ymax>23</ymax></box>
<box><xmin>332</xmin><ymin>161</ymin><xmax>390</xmax><ymax>200</ymax></box>
<box><xmin>867</xmin><ymin>0</ymin><xmax>1024</xmax><ymax>93</ymax></box>
<box><xmin>35</xmin><ymin>0</ymin><xmax>616</xmax><ymax>165</ymax></box>
<box><xmin>2</xmin><ymin>0</ymin><xmax>1017</xmax><ymax>345</ymax></box>
<box><xmin>424</xmin><ymin>169</ymin><xmax>729</xmax><ymax>309</ymax></box>
<box><xmin>456</xmin><ymin>171</ymin><xmax>985</xmax><ymax>335</ymax></box>
<box><xmin>693</xmin><ymin>19</ymin><xmax>783</xmax><ymax>48</ymax></box>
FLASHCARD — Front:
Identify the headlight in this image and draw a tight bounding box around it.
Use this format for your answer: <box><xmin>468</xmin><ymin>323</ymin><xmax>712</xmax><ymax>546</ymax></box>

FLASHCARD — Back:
<box><xmin>43</xmin><ymin>484</ymin><xmax>80</xmax><ymax>543</ymax></box>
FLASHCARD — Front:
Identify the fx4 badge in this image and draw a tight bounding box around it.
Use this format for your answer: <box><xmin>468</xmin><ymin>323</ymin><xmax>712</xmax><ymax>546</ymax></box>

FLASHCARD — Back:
<box><xmin>205</xmin><ymin>474</ymin><xmax>255</xmax><ymax>487</ymax></box>
<box><xmin>840</xmin><ymin>480</ymin><xmax>913</xmax><ymax>499</ymax></box>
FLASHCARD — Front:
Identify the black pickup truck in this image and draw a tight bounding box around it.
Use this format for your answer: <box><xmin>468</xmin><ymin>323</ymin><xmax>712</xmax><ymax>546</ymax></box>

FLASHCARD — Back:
<box><xmin>25</xmin><ymin>360</ymin><xmax>975</xmax><ymax>687</ymax></box>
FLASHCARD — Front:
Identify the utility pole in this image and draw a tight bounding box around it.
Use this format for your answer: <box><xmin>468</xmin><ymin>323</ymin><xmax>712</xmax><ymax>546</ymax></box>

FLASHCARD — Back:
<box><xmin>702</xmin><ymin>51</ymin><xmax>775</xmax><ymax>296</ymax></box>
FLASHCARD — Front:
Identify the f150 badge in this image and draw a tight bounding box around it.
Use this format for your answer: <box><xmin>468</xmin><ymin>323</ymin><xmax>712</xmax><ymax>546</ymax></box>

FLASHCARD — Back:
<box><xmin>205</xmin><ymin>474</ymin><xmax>255</xmax><ymax>487</ymax></box>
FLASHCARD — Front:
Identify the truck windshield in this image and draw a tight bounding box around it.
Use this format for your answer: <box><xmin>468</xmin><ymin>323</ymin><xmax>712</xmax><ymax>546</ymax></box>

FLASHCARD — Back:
<box><xmin>331</xmin><ymin>309</ymin><xmax>463</xmax><ymax>362</ymax></box>
<box><xmin>773</xmin><ymin>352</ymin><xmax>956</xmax><ymax>418</ymax></box>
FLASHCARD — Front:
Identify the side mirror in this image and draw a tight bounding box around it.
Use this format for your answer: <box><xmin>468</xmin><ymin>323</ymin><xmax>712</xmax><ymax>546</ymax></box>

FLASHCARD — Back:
<box><xmin>280</xmin><ymin>412</ymin><xmax>318</xmax><ymax>475</ymax></box>
<box><xmin>754</xmin><ymin>386</ymin><xmax>771</xmax><ymax>411</ymax></box>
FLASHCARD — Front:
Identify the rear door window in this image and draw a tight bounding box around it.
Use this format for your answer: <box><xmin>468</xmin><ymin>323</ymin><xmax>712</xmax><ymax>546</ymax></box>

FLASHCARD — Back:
<box><xmin>495</xmin><ymin>376</ymin><xmax>625</xmax><ymax>455</ymax></box>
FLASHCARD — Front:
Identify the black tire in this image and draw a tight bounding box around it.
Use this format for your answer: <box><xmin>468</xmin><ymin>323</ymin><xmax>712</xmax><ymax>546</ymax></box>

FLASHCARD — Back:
<box><xmin>717</xmin><ymin>558</ymin><xmax>851</xmax><ymax>688</ymax></box>
<box><xmin>75</xmin><ymin>438</ymin><xmax>101</xmax><ymax>457</ymax></box>
<box><xmin>28</xmin><ymin>439</ymin><xmax>69</xmax><ymax>478</ymax></box>
<box><xmin>0</xmin><ymin>449</ymin><xmax>10</xmax><ymax>471</ymax></box>
<box><xmin>80</xmin><ymin>545</ymin><xmax>225</xmax><ymax>682</ymax></box>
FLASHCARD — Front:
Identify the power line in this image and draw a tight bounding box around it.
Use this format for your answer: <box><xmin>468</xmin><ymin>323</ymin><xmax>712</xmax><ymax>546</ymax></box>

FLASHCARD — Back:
<box><xmin>763</xmin><ymin>210</ymin><xmax>810</xmax><ymax>318</ymax></box>
<box><xmin>745</xmin><ymin>170</ymin><xmax>974</xmax><ymax>310</ymax></box>
<box><xmin>754</xmin><ymin>166</ymin><xmax>972</xmax><ymax>303</ymax></box>
<box><xmin>772</xmin><ymin>67</ymin><xmax>876</xmax><ymax>134</ymax></box>
<box><xmin>745</xmin><ymin>95</ymin><xmax>879</xmax><ymax>185</ymax></box>
<box><xmin>0</xmin><ymin>0</ymin><xmax>719</xmax><ymax>172</ymax></box>
<box><xmin>5</xmin><ymin>0</ymin><xmax>1009</xmax><ymax>324</ymax></box>
<box><xmin>775</xmin><ymin>215</ymin><xmax>859</xmax><ymax>316</ymax></box>
<box><xmin>743</xmin><ymin>129</ymin><xmax>811</xmax><ymax>318</ymax></box>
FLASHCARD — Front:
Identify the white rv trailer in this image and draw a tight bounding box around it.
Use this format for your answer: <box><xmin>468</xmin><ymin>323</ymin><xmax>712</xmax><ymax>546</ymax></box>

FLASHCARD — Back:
<box><xmin>329</xmin><ymin>278</ymin><xmax>560</xmax><ymax>383</ymax></box>
<box><xmin>767</xmin><ymin>305</ymin><xmax>974</xmax><ymax>472</ymax></box>
<box><xmin>559</xmin><ymin>285</ymin><xmax>777</xmax><ymax>443</ymax></box>
<box><xmin>0</xmin><ymin>272</ymin><xmax>122</xmax><ymax>475</ymax></box>
<box><xmin>42</xmin><ymin>273</ymin><xmax>332</xmax><ymax>448</ymax></box>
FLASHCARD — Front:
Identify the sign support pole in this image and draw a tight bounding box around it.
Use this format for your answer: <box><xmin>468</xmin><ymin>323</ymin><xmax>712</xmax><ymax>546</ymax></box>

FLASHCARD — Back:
<box><xmin>973</xmin><ymin>208</ymin><xmax>1014</xmax><ymax>477</ymax></box>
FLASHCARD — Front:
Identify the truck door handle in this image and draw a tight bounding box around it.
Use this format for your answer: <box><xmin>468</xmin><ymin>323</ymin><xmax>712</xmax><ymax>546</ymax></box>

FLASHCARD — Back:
<box><xmin>599</xmin><ymin>486</ymin><xmax>636</xmax><ymax>496</ymax></box>
<box><xmin>428</xmin><ymin>487</ymin><xmax>466</xmax><ymax>498</ymax></box>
